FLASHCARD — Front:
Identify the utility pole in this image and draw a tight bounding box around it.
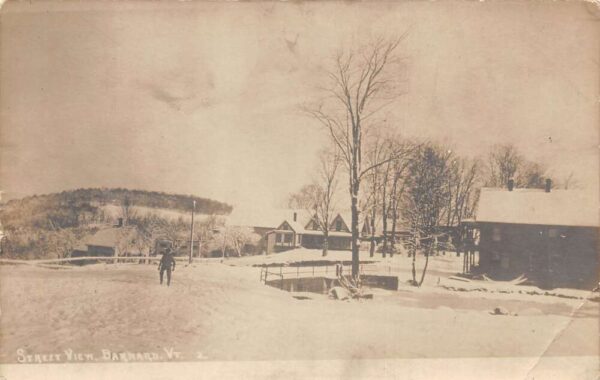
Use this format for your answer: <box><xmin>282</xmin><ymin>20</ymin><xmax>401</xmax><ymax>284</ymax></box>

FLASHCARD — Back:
<box><xmin>189</xmin><ymin>200</ymin><xmax>196</xmax><ymax>264</ymax></box>
<box><xmin>221</xmin><ymin>228</ymin><xmax>226</xmax><ymax>261</ymax></box>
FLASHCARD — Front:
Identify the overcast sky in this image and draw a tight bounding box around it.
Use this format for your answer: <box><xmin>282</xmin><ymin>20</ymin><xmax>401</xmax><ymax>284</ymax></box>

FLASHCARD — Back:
<box><xmin>1</xmin><ymin>1</ymin><xmax>598</xmax><ymax>208</ymax></box>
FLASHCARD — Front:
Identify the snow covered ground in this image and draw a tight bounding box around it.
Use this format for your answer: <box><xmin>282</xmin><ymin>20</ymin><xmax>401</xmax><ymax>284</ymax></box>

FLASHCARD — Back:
<box><xmin>0</xmin><ymin>254</ymin><xmax>597</xmax><ymax>378</ymax></box>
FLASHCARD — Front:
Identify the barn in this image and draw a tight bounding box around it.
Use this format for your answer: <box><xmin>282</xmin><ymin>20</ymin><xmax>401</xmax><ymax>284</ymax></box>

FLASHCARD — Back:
<box><xmin>464</xmin><ymin>183</ymin><xmax>598</xmax><ymax>288</ymax></box>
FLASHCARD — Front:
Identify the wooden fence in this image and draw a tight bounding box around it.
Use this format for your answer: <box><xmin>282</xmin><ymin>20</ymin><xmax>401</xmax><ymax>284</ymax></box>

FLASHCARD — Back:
<box><xmin>0</xmin><ymin>256</ymin><xmax>217</xmax><ymax>268</ymax></box>
<box><xmin>259</xmin><ymin>263</ymin><xmax>398</xmax><ymax>283</ymax></box>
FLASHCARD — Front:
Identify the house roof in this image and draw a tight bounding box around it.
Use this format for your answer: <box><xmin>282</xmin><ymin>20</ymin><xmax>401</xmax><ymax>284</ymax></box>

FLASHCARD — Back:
<box><xmin>327</xmin><ymin>211</ymin><xmax>380</xmax><ymax>231</ymax></box>
<box><xmin>86</xmin><ymin>226</ymin><xmax>136</xmax><ymax>248</ymax></box>
<box><xmin>229</xmin><ymin>207</ymin><xmax>391</xmax><ymax>234</ymax></box>
<box><xmin>278</xmin><ymin>219</ymin><xmax>307</xmax><ymax>234</ymax></box>
<box><xmin>474</xmin><ymin>188</ymin><xmax>599</xmax><ymax>227</ymax></box>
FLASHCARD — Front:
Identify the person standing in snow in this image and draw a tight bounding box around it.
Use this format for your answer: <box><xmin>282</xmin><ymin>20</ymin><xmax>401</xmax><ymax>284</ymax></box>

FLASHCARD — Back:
<box><xmin>158</xmin><ymin>247</ymin><xmax>176</xmax><ymax>286</ymax></box>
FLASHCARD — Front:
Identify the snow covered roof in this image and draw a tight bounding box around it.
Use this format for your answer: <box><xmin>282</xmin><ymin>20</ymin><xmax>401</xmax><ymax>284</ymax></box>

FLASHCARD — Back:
<box><xmin>228</xmin><ymin>207</ymin><xmax>384</xmax><ymax>233</ymax></box>
<box><xmin>330</xmin><ymin>211</ymin><xmax>379</xmax><ymax>232</ymax></box>
<box><xmin>278</xmin><ymin>219</ymin><xmax>307</xmax><ymax>233</ymax></box>
<box><xmin>475</xmin><ymin>188</ymin><xmax>599</xmax><ymax>227</ymax></box>
<box><xmin>86</xmin><ymin>226</ymin><xmax>136</xmax><ymax>247</ymax></box>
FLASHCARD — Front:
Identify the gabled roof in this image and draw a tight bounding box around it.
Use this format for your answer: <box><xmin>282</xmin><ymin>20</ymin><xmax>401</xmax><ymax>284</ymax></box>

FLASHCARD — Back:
<box><xmin>329</xmin><ymin>213</ymin><xmax>351</xmax><ymax>232</ymax></box>
<box><xmin>328</xmin><ymin>211</ymin><xmax>376</xmax><ymax>231</ymax></box>
<box><xmin>277</xmin><ymin>220</ymin><xmax>306</xmax><ymax>234</ymax></box>
<box><xmin>475</xmin><ymin>188</ymin><xmax>599</xmax><ymax>227</ymax></box>
<box><xmin>304</xmin><ymin>215</ymin><xmax>320</xmax><ymax>231</ymax></box>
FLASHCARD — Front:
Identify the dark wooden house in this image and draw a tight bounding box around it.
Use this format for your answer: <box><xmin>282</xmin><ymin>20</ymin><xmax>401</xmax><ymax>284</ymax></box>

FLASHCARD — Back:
<box><xmin>463</xmin><ymin>184</ymin><xmax>598</xmax><ymax>288</ymax></box>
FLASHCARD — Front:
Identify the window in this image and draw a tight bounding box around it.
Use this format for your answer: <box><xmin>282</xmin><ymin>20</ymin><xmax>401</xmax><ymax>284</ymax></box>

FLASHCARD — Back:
<box><xmin>336</xmin><ymin>220</ymin><xmax>342</xmax><ymax>231</ymax></box>
<box><xmin>277</xmin><ymin>234</ymin><xmax>284</xmax><ymax>243</ymax></box>
<box><xmin>492</xmin><ymin>227</ymin><xmax>501</xmax><ymax>242</ymax></box>
<box><xmin>284</xmin><ymin>234</ymin><xmax>292</xmax><ymax>243</ymax></box>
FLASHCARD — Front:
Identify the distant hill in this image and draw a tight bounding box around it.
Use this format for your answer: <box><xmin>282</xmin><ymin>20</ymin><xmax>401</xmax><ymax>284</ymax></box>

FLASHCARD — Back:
<box><xmin>0</xmin><ymin>188</ymin><xmax>232</xmax><ymax>231</ymax></box>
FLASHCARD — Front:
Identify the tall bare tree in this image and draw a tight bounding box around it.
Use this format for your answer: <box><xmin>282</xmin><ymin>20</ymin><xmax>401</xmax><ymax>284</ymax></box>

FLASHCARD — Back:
<box><xmin>306</xmin><ymin>36</ymin><xmax>408</xmax><ymax>279</ymax></box>
<box><xmin>380</xmin><ymin>137</ymin><xmax>416</xmax><ymax>256</ymax></box>
<box><xmin>446</xmin><ymin>157</ymin><xmax>480</xmax><ymax>227</ymax></box>
<box><xmin>288</xmin><ymin>149</ymin><xmax>341</xmax><ymax>256</ymax></box>
<box><xmin>363</xmin><ymin>133</ymin><xmax>388</xmax><ymax>258</ymax></box>
<box><xmin>313</xmin><ymin>149</ymin><xmax>341</xmax><ymax>257</ymax></box>
<box><xmin>287</xmin><ymin>184</ymin><xmax>319</xmax><ymax>210</ymax></box>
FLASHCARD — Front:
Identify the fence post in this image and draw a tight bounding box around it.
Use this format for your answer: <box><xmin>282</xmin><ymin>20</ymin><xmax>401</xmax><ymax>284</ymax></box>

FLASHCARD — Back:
<box><xmin>280</xmin><ymin>266</ymin><xmax>283</xmax><ymax>289</ymax></box>
<box><xmin>265</xmin><ymin>268</ymin><xmax>268</xmax><ymax>283</ymax></box>
<box><xmin>312</xmin><ymin>266</ymin><xmax>315</xmax><ymax>276</ymax></box>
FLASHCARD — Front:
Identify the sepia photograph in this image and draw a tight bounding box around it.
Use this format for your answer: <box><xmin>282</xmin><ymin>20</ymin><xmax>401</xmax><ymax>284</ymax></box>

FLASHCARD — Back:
<box><xmin>0</xmin><ymin>0</ymin><xmax>598</xmax><ymax>379</ymax></box>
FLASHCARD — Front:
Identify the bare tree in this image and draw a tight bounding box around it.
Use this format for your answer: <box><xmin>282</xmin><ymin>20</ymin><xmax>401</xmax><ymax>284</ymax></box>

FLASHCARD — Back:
<box><xmin>486</xmin><ymin>144</ymin><xmax>522</xmax><ymax>188</ymax></box>
<box><xmin>380</xmin><ymin>137</ymin><xmax>416</xmax><ymax>256</ymax></box>
<box><xmin>387</xmin><ymin>142</ymin><xmax>414</xmax><ymax>254</ymax></box>
<box><xmin>193</xmin><ymin>215</ymin><xmax>220</xmax><ymax>258</ymax></box>
<box><xmin>120</xmin><ymin>196</ymin><xmax>135</xmax><ymax>226</ymax></box>
<box><xmin>44</xmin><ymin>229</ymin><xmax>78</xmax><ymax>259</ymax></box>
<box><xmin>363</xmin><ymin>132</ymin><xmax>389</xmax><ymax>258</ymax></box>
<box><xmin>288</xmin><ymin>149</ymin><xmax>341</xmax><ymax>256</ymax></box>
<box><xmin>224</xmin><ymin>226</ymin><xmax>260</xmax><ymax>257</ymax></box>
<box><xmin>159</xmin><ymin>217</ymin><xmax>189</xmax><ymax>252</ymax></box>
<box><xmin>313</xmin><ymin>149</ymin><xmax>341</xmax><ymax>257</ymax></box>
<box><xmin>287</xmin><ymin>184</ymin><xmax>320</xmax><ymax>210</ymax></box>
<box><xmin>517</xmin><ymin>161</ymin><xmax>548</xmax><ymax>189</ymax></box>
<box><xmin>486</xmin><ymin>144</ymin><xmax>551</xmax><ymax>189</ymax></box>
<box><xmin>557</xmin><ymin>171</ymin><xmax>580</xmax><ymax>190</ymax></box>
<box><xmin>306</xmin><ymin>35</ymin><xmax>408</xmax><ymax>279</ymax></box>
<box><xmin>131</xmin><ymin>215</ymin><xmax>162</xmax><ymax>263</ymax></box>
<box><xmin>446</xmin><ymin>157</ymin><xmax>480</xmax><ymax>227</ymax></box>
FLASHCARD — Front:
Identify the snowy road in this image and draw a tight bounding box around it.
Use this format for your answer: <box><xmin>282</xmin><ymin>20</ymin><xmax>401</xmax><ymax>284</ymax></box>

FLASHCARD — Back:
<box><xmin>0</xmin><ymin>261</ymin><xmax>597</xmax><ymax>367</ymax></box>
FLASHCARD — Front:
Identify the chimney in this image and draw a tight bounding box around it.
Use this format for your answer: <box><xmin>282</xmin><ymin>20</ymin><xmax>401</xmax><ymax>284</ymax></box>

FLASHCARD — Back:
<box><xmin>293</xmin><ymin>212</ymin><xmax>297</xmax><ymax>222</ymax></box>
<box><xmin>545</xmin><ymin>178</ymin><xmax>552</xmax><ymax>193</ymax></box>
<box><xmin>117</xmin><ymin>218</ymin><xmax>123</xmax><ymax>227</ymax></box>
<box><xmin>507</xmin><ymin>179</ymin><xmax>514</xmax><ymax>192</ymax></box>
